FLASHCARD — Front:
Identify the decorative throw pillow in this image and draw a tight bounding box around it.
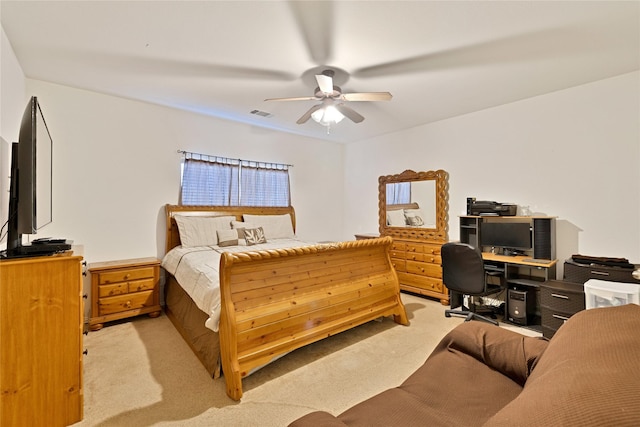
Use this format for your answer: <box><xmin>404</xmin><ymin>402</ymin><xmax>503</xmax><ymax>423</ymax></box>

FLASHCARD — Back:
<box><xmin>404</xmin><ymin>209</ymin><xmax>425</xmax><ymax>227</ymax></box>
<box><xmin>243</xmin><ymin>227</ymin><xmax>267</xmax><ymax>246</ymax></box>
<box><xmin>406</xmin><ymin>215</ymin><xmax>425</xmax><ymax>226</ymax></box>
<box><xmin>217</xmin><ymin>229</ymin><xmax>240</xmax><ymax>247</ymax></box>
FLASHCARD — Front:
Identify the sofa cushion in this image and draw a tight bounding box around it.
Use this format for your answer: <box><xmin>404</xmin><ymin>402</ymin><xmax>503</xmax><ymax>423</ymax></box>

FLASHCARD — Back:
<box><xmin>290</xmin><ymin>321</ymin><xmax>548</xmax><ymax>427</ymax></box>
<box><xmin>484</xmin><ymin>304</ymin><xmax>640</xmax><ymax>427</ymax></box>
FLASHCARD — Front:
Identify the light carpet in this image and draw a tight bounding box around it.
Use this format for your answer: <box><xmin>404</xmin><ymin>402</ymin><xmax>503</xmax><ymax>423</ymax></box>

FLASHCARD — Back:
<box><xmin>73</xmin><ymin>293</ymin><xmax>537</xmax><ymax>427</ymax></box>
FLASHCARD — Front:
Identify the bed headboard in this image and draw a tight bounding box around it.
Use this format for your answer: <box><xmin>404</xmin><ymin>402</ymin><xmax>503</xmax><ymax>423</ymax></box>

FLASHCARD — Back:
<box><xmin>386</xmin><ymin>202</ymin><xmax>420</xmax><ymax>211</ymax></box>
<box><xmin>164</xmin><ymin>204</ymin><xmax>296</xmax><ymax>253</ymax></box>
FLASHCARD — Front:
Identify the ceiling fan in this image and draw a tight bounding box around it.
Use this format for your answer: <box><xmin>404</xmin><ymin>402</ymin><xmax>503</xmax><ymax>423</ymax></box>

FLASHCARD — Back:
<box><xmin>264</xmin><ymin>70</ymin><xmax>392</xmax><ymax>125</ymax></box>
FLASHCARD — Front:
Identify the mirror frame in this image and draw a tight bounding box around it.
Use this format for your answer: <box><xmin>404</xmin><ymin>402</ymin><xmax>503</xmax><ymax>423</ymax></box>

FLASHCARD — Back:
<box><xmin>378</xmin><ymin>169</ymin><xmax>449</xmax><ymax>242</ymax></box>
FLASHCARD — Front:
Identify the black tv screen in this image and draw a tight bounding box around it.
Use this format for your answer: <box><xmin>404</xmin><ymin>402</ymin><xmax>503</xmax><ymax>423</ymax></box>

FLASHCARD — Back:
<box><xmin>2</xmin><ymin>96</ymin><xmax>53</xmax><ymax>257</ymax></box>
<box><xmin>480</xmin><ymin>222</ymin><xmax>532</xmax><ymax>250</ymax></box>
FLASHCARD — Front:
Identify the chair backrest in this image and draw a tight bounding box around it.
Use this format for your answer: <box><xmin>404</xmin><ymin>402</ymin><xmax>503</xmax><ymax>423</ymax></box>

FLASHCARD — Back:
<box><xmin>442</xmin><ymin>242</ymin><xmax>487</xmax><ymax>295</ymax></box>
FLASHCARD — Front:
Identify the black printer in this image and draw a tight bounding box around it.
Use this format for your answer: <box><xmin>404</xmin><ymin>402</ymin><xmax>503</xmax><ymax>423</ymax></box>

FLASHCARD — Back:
<box><xmin>467</xmin><ymin>199</ymin><xmax>517</xmax><ymax>216</ymax></box>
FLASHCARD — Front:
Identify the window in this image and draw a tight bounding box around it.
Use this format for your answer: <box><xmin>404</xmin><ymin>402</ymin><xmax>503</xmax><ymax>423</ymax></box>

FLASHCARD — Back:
<box><xmin>180</xmin><ymin>152</ymin><xmax>291</xmax><ymax>207</ymax></box>
<box><xmin>386</xmin><ymin>182</ymin><xmax>411</xmax><ymax>205</ymax></box>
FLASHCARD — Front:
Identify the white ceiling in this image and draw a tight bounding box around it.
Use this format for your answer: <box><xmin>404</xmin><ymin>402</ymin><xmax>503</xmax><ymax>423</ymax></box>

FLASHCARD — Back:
<box><xmin>2</xmin><ymin>1</ymin><xmax>639</xmax><ymax>144</ymax></box>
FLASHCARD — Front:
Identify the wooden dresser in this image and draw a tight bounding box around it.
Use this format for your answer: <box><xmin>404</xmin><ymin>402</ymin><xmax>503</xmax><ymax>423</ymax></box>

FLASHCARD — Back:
<box><xmin>0</xmin><ymin>255</ymin><xmax>84</xmax><ymax>426</ymax></box>
<box><xmin>89</xmin><ymin>257</ymin><xmax>161</xmax><ymax>331</ymax></box>
<box><xmin>390</xmin><ymin>239</ymin><xmax>446</xmax><ymax>303</ymax></box>
<box><xmin>379</xmin><ymin>169</ymin><xmax>450</xmax><ymax>305</ymax></box>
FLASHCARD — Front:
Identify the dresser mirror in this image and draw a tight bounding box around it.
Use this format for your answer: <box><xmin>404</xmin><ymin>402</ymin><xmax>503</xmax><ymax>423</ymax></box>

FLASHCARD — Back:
<box><xmin>378</xmin><ymin>169</ymin><xmax>449</xmax><ymax>241</ymax></box>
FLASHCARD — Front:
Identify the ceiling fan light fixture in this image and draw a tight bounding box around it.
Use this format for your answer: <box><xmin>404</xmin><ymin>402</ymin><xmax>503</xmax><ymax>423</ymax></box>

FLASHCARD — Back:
<box><xmin>311</xmin><ymin>105</ymin><xmax>344</xmax><ymax>126</ymax></box>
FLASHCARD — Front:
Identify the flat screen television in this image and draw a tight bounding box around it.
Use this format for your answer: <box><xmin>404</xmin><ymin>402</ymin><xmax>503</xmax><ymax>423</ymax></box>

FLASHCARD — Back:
<box><xmin>480</xmin><ymin>222</ymin><xmax>532</xmax><ymax>253</ymax></box>
<box><xmin>1</xmin><ymin>96</ymin><xmax>69</xmax><ymax>258</ymax></box>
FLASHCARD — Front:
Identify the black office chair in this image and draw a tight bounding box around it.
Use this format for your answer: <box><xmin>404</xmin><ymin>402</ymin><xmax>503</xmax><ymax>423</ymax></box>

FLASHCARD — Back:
<box><xmin>442</xmin><ymin>242</ymin><xmax>503</xmax><ymax>325</ymax></box>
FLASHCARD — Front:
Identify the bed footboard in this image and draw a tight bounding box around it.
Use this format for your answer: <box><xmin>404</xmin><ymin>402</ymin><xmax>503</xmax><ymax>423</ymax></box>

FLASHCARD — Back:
<box><xmin>218</xmin><ymin>236</ymin><xmax>409</xmax><ymax>400</ymax></box>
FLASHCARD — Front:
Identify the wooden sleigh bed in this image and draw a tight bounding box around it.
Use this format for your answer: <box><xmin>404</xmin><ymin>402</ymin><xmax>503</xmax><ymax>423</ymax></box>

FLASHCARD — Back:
<box><xmin>163</xmin><ymin>204</ymin><xmax>409</xmax><ymax>400</ymax></box>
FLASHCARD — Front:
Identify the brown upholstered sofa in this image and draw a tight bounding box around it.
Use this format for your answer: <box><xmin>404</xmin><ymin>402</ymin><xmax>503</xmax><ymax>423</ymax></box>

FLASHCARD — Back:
<box><xmin>289</xmin><ymin>304</ymin><xmax>640</xmax><ymax>427</ymax></box>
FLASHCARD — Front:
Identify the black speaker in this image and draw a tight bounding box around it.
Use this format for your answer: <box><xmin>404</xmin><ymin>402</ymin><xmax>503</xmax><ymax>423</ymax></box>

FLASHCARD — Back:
<box><xmin>533</xmin><ymin>218</ymin><xmax>552</xmax><ymax>260</ymax></box>
<box><xmin>507</xmin><ymin>289</ymin><xmax>535</xmax><ymax>325</ymax></box>
<box><xmin>466</xmin><ymin>197</ymin><xmax>475</xmax><ymax>215</ymax></box>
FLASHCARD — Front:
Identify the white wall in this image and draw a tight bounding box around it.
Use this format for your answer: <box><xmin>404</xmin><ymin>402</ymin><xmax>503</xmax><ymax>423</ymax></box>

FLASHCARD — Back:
<box><xmin>23</xmin><ymin>80</ymin><xmax>345</xmax><ymax>264</ymax></box>
<box><xmin>344</xmin><ymin>71</ymin><xmax>640</xmax><ymax>271</ymax></box>
<box><xmin>0</xmin><ymin>26</ymin><xmax>27</xmax><ymax>228</ymax></box>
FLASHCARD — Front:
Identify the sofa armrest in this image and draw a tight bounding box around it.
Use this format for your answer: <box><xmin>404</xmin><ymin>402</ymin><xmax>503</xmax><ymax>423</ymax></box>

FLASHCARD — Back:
<box><xmin>288</xmin><ymin>411</ymin><xmax>350</xmax><ymax>427</ymax></box>
<box><xmin>431</xmin><ymin>321</ymin><xmax>548</xmax><ymax>386</ymax></box>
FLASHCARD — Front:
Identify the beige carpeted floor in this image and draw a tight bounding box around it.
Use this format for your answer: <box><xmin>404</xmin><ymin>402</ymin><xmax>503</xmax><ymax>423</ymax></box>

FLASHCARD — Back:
<box><xmin>73</xmin><ymin>293</ymin><xmax>538</xmax><ymax>427</ymax></box>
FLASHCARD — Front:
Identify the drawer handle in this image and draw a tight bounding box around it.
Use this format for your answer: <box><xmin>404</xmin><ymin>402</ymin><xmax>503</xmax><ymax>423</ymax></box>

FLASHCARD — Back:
<box><xmin>551</xmin><ymin>293</ymin><xmax>569</xmax><ymax>300</ymax></box>
<box><xmin>124</xmin><ymin>301</ymin><xmax>132</xmax><ymax>308</ymax></box>
<box><xmin>590</xmin><ymin>271</ymin><xmax>610</xmax><ymax>276</ymax></box>
<box><xmin>552</xmin><ymin>314</ymin><xmax>570</xmax><ymax>321</ymax></box>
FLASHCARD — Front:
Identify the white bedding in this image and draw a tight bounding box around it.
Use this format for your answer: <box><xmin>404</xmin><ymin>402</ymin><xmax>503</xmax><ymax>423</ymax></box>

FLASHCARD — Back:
<box><xmin>161</xmin><ymin>238</ymin><xmax>313</xmax><ymax>332</ymax></box>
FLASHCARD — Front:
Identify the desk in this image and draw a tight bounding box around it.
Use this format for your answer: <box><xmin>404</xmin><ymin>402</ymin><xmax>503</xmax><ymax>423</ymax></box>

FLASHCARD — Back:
<box><xmin>482</xmin><ymin>253</ymin><xmax>557</xmax><ymax>328</ymax></box>
<box><xmin>450</xmin><ymin>253</ymin><xmax>557</xmax><ymax>328</ymax></box>
<box><xmin>482</xmin><ymin>253</ymin><xmax>557</xmax><ymax>283</ymax></box>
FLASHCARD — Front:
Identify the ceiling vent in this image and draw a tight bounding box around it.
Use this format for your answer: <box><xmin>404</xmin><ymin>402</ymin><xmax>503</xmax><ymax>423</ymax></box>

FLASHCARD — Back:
<box><xmin>250</xmin><ymin>109</ymin><xmax>273</xmax><ymax>118</ymax></box>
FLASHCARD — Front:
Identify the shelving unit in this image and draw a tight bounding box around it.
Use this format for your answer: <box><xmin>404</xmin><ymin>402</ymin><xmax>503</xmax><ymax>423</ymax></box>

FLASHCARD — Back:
<box><xmin>459</xmin><ymin>215</ymin><xmax>556</xmax><ymax>261</ymax></box>
<box><xmin>459</xmin><ymin>215</ymin><xmax>558</xmax><ymax>328</ymax></box>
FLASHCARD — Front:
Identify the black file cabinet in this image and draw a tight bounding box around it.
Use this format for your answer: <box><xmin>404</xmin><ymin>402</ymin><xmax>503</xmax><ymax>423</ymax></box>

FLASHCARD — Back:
<box><xmin>540</xmin><ymin>280</ymin><xmax>585</xmax><ymax>339</ymax></box>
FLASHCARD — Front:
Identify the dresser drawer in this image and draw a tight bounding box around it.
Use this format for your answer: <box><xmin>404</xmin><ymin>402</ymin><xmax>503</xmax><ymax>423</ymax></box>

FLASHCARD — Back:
<box><xmin>563</xmin><ymin>260</ymin><xmax>640</xmax><ymax>285</ymax></box>
<box><xmin>397</xmin><ymin>272</ymin><xmax>443</xmax><ymax>292</ymax></box>
<box><xmin>541</xmin><ymin>289</ymin><xmax>585</xmax><ymax>313</ymax></box>
<box><xmin>391</xmin><ymin>241</ymin><xmax>406</xmax><ymax>251</ymax></box>
<box><xmin>404</xmin><ymin>252</ymin><xmax>441</xmax><ymax>264</ymax></box>
<box><xmin>390</xmin><ymin>249</ymin><xmax>405</xmax><ymax>259</ymax></box>
<box><xmin>98</xmin><ymin>290</ymin><xmax>155</xmax><ymax>316</ymax></box>
<box><xmin>391</xmin><ymin>258</ymin><xmax>406</xmax><ymax>272</ymax></box>
<box><xmin>97</xmin><ymin>266</ymin><xmax>156</xmax><ymax>285</ymax></box>
<box><xmin>406</xmin><ymin>260</ymin><xmax>442</xmax><ymax>278</ymax></box>
<box><xmin>541</xmin><ymin>306</ymin><xmax>576</xmax><ymax>337</ymax></box>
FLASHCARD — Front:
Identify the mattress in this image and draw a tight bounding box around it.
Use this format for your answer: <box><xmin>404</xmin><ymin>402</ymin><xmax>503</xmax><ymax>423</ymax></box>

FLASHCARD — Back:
<box><xmin>161</xmin><ymin>238</ymin><xmax>313</xmax><ymax>332</ymax></box>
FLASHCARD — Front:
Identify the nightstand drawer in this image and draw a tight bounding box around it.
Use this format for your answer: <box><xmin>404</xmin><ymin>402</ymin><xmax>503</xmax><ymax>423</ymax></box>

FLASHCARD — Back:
<box><xmin>98</xmin><ymin>290</ymin><xmax>155</xmax><ymax>316</ymax></box>
<box><xmin>99</xmin><ymin>283</ymin><xmax>128</xmax><ymax>297</ymax></box>
<box><xmin>98</xmin><ymin>266</ymin><xmax>156</xmax><ymax>284</ymax></box>
<box><xmin>127</xmin><ymin>278</ymin><xmax>157</xmax><ymax>293</ymax></box>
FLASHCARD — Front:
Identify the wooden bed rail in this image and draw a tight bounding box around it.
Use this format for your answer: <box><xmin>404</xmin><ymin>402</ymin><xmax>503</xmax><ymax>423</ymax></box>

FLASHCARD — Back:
<box><xmin>218</xmin><ymin>236</ymin><xmax>409</xmax><ymax>400</ymax></box>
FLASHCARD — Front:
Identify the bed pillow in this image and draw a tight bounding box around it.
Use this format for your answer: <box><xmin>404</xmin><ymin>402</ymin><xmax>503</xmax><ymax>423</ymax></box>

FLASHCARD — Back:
<box><xmin>217</xmin><ymin>229</ymin><xmax>245</xmax><ymax>247</ymax></box>
<box><xmin>174</xmin><ymin>215</ymin><xmax>235</xmax><ymax>247</ymax></box>
<box><xmin>386</xmin><ymin>209</ymin><xmax>407</xmax><ymax>226</ymax></box>
<box><xmin>243</xmin><ymin>227</ymin><xmax>267</xmax><ymax>246</ymax></box>
<box><xmin>404</xmin><ymin>209</ymin><xmax>425</xmax><ymax>227</ymax></box>
<box><xmin>242</xmin><ymin>214</ymin><xmax>295</xmax><ymax>239</ymax></box>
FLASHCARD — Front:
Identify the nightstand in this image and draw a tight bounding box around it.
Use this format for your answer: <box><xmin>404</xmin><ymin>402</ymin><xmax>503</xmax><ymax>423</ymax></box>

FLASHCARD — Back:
<box><xmin>88</xmin><ymin>257</ymin><xmax>161</xmax><ymax>331</ymax></box>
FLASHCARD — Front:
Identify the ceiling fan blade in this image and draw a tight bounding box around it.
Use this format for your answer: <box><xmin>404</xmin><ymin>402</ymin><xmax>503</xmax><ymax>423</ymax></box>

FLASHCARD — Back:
<box><xmin>265</xmin><ymin>96</ymin><xmax>318</xmax><ymax>102</ymax></box>
<box><xmin>288</xmin><ymin>1</ymin><xmax>334</xmax><ymax>64</ymax></box>
<box><xmin>334</xmin><ymin>104</ymin><xmax>365</xmax><ymax>123</ymax></box>
<box><xmin>316</xmin><ymin>74</ymin><xmax>334</xmax><ymax>95</ymax></box>
<box><xmin>353</xmin><ymin>28</ymin><xmax>587</xmax><ymax>79</ymax></box>
<box><xmin>296</xmin><ymin>104</ymin><xmax>324</xmax><ymax>124</ymax></box>
<box><xmin>342</xmin><ymin>92</ymin><xmax>393</xmax><ymax>101</ymax></box>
